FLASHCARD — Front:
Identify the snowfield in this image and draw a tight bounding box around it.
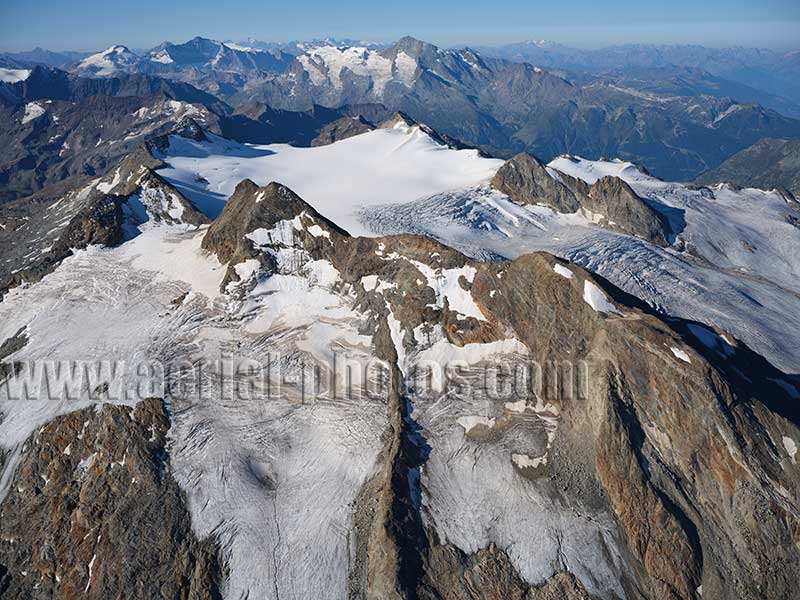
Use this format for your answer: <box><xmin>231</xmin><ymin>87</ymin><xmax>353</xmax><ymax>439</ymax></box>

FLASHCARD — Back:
<box><xmin>297</xmin><ymin>45</ymin><xmax>419</xmax><ymax>93</ymax></box>
<box><xmin>0</xmin><ymin>68</ymin><xmax>31</xmax><ymax>83</ymax></box>
<box><xmin>157</xmin><ymin>122</ymin><xmax>503</xmax><ymax>230</ymax></box>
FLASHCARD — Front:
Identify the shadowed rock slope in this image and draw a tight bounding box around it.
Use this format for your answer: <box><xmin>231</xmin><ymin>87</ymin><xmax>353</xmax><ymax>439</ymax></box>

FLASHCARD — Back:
<box><xmin>695</xmin><ymin>137</ymin><xmax>800</xmax><ymax>199</ymax></box>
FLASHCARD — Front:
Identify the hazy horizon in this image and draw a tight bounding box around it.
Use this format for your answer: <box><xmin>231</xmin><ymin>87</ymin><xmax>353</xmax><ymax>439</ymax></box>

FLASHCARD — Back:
<box><xmin>1</xmin><ymin>0</ymin><xmax>799</xmax><ymax>53</ymax></box>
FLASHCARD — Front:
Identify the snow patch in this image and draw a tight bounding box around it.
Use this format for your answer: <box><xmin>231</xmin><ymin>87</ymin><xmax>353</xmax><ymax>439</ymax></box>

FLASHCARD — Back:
<box><xmin>512</xmin><ymin>453</ymin><xmax>546</xmax><ymax>469</ymax></box>
<box><xmin>22</xmin><ymin>102</ymin><xmax>45</xmax><ymax>125</ymax></box>
<box><xmin>410</xmin><ymin>261</ymin><xmax>486</xmax><ymax>321</ymax></box>
<box><xmin>783</xmin><ymin>436</ymin><xmax>797</xmax><ymax>464</ymax></box>
<box><xmin>360</xmin><ymin>275</ymin><xmax>395</xmax><ymax>294</ymax></box>
<box><xmin>583</xmin><ymin>281</ymin><xmax>621</xmax><ymax>315</ymax></box>
<box><xmin>457</xmin><ymin>415</ymin><xmax>496</xmax><ymax>433</ymax></box>
<box><xmin>158</xmin><ymin>120</ymin><xmax>501</xmax><ymax>235</ymax></box>
<box><xmin>0</xmin><ymin>68</ymin><xmax>31</xmax><ymax>83</ymax></box>
<box><xmin>670</xmin><ymin>347</ymin><xmax>692</xmax><ymax>363</ymax></box>
<box><xmin>553</xmin><ymin>264</ymin><xmax>573</xmax><ymax>279</ymax></box>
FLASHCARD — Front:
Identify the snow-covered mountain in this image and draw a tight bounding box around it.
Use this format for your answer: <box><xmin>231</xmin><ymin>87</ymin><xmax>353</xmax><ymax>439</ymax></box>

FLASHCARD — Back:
<box><xmin>147</xmin><ymin>118</ymin><xmax>800</xmax><ymax>372</ymax></box>
<box><xmin>144</xmin><ymin>36</ymin><xmax>292</xmax><ymax>73</ymax></box>
<box><xmin>228</xmin><ymin>37</ymin><xmax>390</xmax><ymax>55</ymax></box>
<box><xmin>74</xmin><ymin>45</ymin><xmax>141</xmax><ymax>77</ymax></box>
<box><xmin>1</xmin><ymin>117</ymin><xmax>799</xmax><ymax>599</ymax></box>
<box><xmin>25</xmin><ymin>36</ymin><xmax>798</xmax><ymax>181</ymax></box>
<box><xmin>250</xmin><ymin>37</ymin><xmax>800</xmax><ymax>180</ymax></box>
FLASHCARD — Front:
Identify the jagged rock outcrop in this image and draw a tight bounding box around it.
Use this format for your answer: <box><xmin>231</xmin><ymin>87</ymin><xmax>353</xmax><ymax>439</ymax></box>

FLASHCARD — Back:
<box><xmin>493</xmin><ymin>152</ymin><xmax>671</xmax><ymax>244</ymax></box>
<box><xmin>0</xmin><ymin>399</ymin><xmax>222</xmax><ymax>599</ymax></box>
<box><xmin>586</xmin><ymin>176</ymin><xmax>669</xmax><ymax>245</ymax></box>
<box><xmin>311</xmin><ymin>115</ymin><xmax>375</xmax><ymax>146</ymax></box>
<box><xmin>491</xmin><ymin>152</ymin><xmax>582</xmax><ymax>212</ymax></box>
<box><xmin>201</xmin><ymin>179</ymin><xmax>347</xmax><ymax>288</ymax></box>
<box><xmin>422</xmin><ymin>545</ymin><xmax>597</xmax><ymax>600</ymax></box>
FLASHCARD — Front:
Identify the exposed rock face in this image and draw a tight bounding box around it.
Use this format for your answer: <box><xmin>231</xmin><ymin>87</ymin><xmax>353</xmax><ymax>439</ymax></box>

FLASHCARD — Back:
<box><xmin>0</xmin><ymin>399</ymin><xmax>222</xmax><ymax>599</ymax></box>
<box><xmin>0</xmin><ymin>83</ymin><xmax>222</xmax><ymax>205</ymax></box>
<box><xmin>492</xmin><ymin>152</ymin><xmax>671</xmax><ymax>244</ymax></box>
<box><xmin>220</xmin><ymin>102</ymin><xmax>391</xmax><ymax>146</ymax></box>
<box><xmin>200</xmin><ymin>178</ymin><xmax>347</xmax><ymax>287</ymax></box>
<box><xmin>311</xmin><ymin>115</ymin><xmax>375</xmax><ymax>146</ymax></box>
<box><xmin>491</xmin><ymin>152</ymin><xmax>581</xmax><ymax>212</ymax></box>
<box><xmin>422</xmin><ymin>545</ymin><xmax>597</xmax><ymax>600</ymax></box>
<box><xmin>586</xmin><ymin>176</ymin><xmax>669</xmax><ymax>245</ymax></box>
<box><xmin>0</xmin><ymin>188</ymin><xmax>124</xmax><ymax>300</ymax></box>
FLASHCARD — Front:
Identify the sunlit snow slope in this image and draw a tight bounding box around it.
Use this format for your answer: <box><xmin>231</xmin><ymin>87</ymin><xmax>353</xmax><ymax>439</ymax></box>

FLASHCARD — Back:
<box><xmin>158</xmin><ymin>122</ymin><xmax>502</xmax><ymax>233</ymax></box>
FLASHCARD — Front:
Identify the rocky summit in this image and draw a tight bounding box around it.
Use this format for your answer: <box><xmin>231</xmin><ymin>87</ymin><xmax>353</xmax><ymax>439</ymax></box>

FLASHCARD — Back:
<box><xmin>1</xmin><ymin>17</ymin><xmax>800</xmax><ymax>600</ymax></box>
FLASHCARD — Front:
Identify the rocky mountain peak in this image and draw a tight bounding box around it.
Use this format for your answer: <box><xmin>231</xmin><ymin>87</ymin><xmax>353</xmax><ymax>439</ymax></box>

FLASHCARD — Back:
<box><xmin>492</xmin><ymin>152</ymin><xmax>672</xmax><ymax>244</ymax></box>
<box><xmin>170</xmin><ymin>116</ymin><xmax>207</xmax><ymax>141</ymax></box>
<box><xmin>201</xmin><ymin>180</ymin><xmax>344</xmax><ymax>269</ymax></box>
<box><xmin>310</xmin><ymin>114</ymin><xmax>374</xmax><ymax>146</ymax></box>
<box><xmin>392</xmin><ymin>36</ymin><xmax>430</xmax><ymax>56</ymax></box>
<box><xmin>492</xmin><ymin>152</ymin><xmax>582</xmax><ymax>212</ymax></box>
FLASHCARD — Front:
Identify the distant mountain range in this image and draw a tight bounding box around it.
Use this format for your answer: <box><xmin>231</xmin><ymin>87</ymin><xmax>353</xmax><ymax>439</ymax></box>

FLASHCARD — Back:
<box><xmin>476</xmin><ymin>41</ymin><xmax>800</xmax><ymax>105</ymax></box>
<box><xmin>3</xmin><ymin>35</ymin><xmax>800</xmax><ymax>184</ymax></box>
<box><xmin>251</xmin><ymin>36</ymin><xmax>800</xmax><ymax>180</ymax></box>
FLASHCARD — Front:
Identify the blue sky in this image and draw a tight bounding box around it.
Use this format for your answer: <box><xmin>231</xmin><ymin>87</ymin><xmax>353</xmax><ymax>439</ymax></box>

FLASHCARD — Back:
<box><xmin>1</xmin><ymin>0</ymin><xmax>798</xmax><ymax>52</ymax></box>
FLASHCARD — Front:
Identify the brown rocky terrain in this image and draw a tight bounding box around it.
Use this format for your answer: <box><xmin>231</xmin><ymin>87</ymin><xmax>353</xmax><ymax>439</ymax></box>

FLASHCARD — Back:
<box><xmin>198</xmin><ymin>178</ymin><xmax>800</xmax><ymax>599</ymax></box>
<box><xmin>0</xmin><ymin>399</ymin><xmax>222</xmax><ymax>599</ymax></box>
